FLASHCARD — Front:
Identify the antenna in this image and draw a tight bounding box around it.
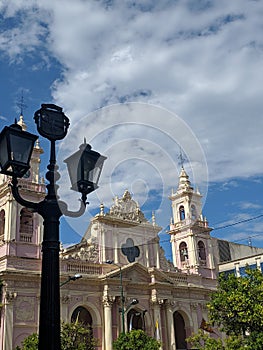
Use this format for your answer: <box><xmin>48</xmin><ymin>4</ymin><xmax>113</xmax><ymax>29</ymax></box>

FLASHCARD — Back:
<box><xmin>178</xmin><ymin>147</ymin><xmax>186</xmax><ymax>168</ymax></box>
<box><xmin>17</xmin><ymin>90</ymin><xmax>27</xmax><ymax>116</ymax></box>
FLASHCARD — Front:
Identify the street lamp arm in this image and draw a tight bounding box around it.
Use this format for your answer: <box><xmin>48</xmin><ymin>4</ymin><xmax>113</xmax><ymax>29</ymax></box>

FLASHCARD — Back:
<box><xmin>61</xmin><ymin>199</ymin><xmax>86</xmax><ymax>218</ymax></box>
<box><xmin>10</xmin><ymin>177</ymin><xmax>39</xmax><ymax>212</ymax></box>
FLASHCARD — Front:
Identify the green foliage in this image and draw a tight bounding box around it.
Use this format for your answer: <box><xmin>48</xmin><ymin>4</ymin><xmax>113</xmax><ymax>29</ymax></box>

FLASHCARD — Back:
<box><xmin>15</xmin><ymin>321</ymin><xmax>97</xmax><ymax>350</ymax></box>
<box><xmin>60</xmin><ymin>321</ymin><xmax>97</xmax><ymax>350</ymax></box>
<box><xmin>113</xmin><ymin>329</ymin><xmax>161</xmax><ymax>350</ymax></box>
<box><xmin>187</xmin><ymin>267</ymin><xmax>263</xmax><ymax>350</ymax></box>
<box><xmin>187</xmin><ymin>329</ymin><xmax>224</xmax><ymax>350</ymax></box>
<box><xmin>15</xmin><ymin>333</ymin><xmax>38</xmax><ymax>350</ymax></box>
<box><xmin>208</xmin><ymin>268</ymin><xmax>263</xmax><ymax>336</ymax></box>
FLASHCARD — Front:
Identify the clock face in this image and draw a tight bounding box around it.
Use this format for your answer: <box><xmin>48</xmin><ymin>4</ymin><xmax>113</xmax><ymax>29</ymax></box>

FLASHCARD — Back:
<box><xmin>23</xmin><ymin>169</ymin><xmax>31</xmax><ymax>179</ymax></box>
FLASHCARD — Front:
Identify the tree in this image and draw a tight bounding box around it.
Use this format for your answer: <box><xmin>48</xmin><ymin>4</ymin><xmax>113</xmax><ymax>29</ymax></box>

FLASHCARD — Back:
<box><xmin>16</xmin><ymin>321</ymin><xmax>97</xmax><ymax>350</ymax></box>
<box><xmin>209</xmin><ymin>268</ymin><xmax>263</xmax><ymax>337</ymax></box>
<box><xmin>187</xmin><ymin>267</ymin><xmax>263</xmax><ymax>350</ymax></box>
<box><xmin>113</xmin><ymin>329</ymin><xmax>161</xmax><ymax>350</ymax></box>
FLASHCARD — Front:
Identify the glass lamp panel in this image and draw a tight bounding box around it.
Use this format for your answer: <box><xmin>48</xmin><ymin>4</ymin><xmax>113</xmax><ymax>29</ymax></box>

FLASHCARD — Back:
<box><xmin>0</xmin><ymin>132</ymin><xmax>9</xmax><ymax>171</ymax></box>
<box><xmin>87</xmin><ymin>166</ymin><xmax>101</xmax><ymax>184</ymax></box>
<box><xmin>64</xmin><ymin>151</ymin><xmax>81</xmax><ymax>191</ymax></box>
<box><xmin>10</xmin><ymin>134</ymin><xmax>34</xmax><ymax>164</ymax></box>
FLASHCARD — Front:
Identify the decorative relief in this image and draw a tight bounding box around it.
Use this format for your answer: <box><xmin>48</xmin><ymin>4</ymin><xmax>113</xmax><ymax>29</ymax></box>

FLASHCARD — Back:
<box><xmin>108</xmin><ymin>190</ymin><xmax>147</xmax><ymax>223</ymax></box>
<box><xmin>150</xmin><ymin>290</ymin><xmax>164</xmax><ymax>305</ymax></box>
<box><xmin>62</xmin><ymin>237</ymin><xmax>99</xmax><ymax>262</ymax></box>
<box><xmin>5</xmin><ymin>291</ymin><xmax>17</xmax><ymax>303</ymax></box>
<box><xmin>102</xmin><ymin>295</ymin><xmax>115</xmax><ymax>307</ymax></box>
<box><xmin>61</xmin><ymin>295</ymin><xmax>71</xmax><ymax>304</ymax></box>
<box><xmin>190</xmin><ymin>302</ymin><xmax>198</xmax><ymax>310</ymax></box>
<box><xmin>15</xmin><ymin>297</ymin><xmax>35</xmax><ymax>322</ymax></box>
<box><xmin>164</xmin><ymin>299</ymin><xmax>176</xmax><ymax>308</ymax></box>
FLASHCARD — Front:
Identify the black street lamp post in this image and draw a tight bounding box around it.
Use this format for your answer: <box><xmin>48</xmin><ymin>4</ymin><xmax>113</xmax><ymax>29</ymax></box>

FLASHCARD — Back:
<box><xmin>106</xmin><ymin>260</ymin><xmax>138</xmax><ymax>333</ymax></box>
<box><xmin>0</xmin><ymin>104</ymin><xmax>106</xmax><ymax>350</ymax></box>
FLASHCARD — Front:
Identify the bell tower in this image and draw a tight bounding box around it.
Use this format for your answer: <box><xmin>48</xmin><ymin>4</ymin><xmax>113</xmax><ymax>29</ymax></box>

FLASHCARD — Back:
<box><xmin>0</xmin><ymin>114</ymin><xmax>45</xmax><ymax>259</ymax></box>
<box><xmin>168</xmin><ymin>167</ymin><xmax>216</xmax><ymax>278</ymax></box>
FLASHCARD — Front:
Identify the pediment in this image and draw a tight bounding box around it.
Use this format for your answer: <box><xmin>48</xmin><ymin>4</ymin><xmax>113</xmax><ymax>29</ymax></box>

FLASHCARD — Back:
<box><xmin>105</xmin><ymin>263</ymin><xmax>175</xmax><ymax>286</ymax></box>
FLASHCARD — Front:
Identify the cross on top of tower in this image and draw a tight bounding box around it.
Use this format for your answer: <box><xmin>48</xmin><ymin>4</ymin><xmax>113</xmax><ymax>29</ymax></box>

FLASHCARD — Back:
<box><xmin>17</xmin><ymin>90</ymin><xmax>27</xmax><ymax>116</ymax></box>
<box><xmin>178</xmin><ymin>147</ymin><xmax>186</xmax><ymax>168</ymax></box>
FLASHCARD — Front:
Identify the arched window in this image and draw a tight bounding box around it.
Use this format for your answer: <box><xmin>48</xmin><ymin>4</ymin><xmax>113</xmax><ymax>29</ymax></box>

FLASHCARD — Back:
<box><xmin>191</xmin><ymin>204</ymin><xmax>197</xmax><ymax>220</ymax></box>
<box><xmin>198</xmin><ymin>241</ymin><xmax>206</xmax><ymax>261</ymax></box>
<box><xmin>179</xmin><ymin>242</ymin><xmax>188</xmax><ymax>262</ymax></box>
<box><xmin>71</xmin><ymin>306</ymin><xmax>92</xmax><ymax>328</ymax></box>
<box><xmin>0</xmin><ymin>210</ymin><xmax>5</xmax><ymax>241</ymax></box>
<box><xmin>19</xmin><ymin>208</ymin><xmax>33</xmax><ymax>242</ymax></box>
<box><xmin>71</xmin><ymin>306</ymin><xmax>93</xmax><ymax>341</ymax></box>
<box><xmin>179</xmin><ymin>206</ymin><xmax>185</xmax><ymax>220</ymax></box>
<box><xmin>173</xmin><ymin>311</ymin><xmax>187</xmax><ymax>349</ymax></box>
<box><xmin>127</xmin><ymin>309</ymin><xmax>146</xmax><ymax>332</ymax></box>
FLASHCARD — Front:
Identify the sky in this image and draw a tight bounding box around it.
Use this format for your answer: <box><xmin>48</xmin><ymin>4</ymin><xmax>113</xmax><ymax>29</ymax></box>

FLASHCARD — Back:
<box><xmin>0</xmin><ymin>0</ymin><xmax>263</xmax><ymax>259</ymax></box>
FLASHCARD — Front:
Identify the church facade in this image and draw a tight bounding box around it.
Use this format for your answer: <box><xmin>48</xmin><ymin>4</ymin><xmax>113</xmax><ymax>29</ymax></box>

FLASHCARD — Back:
<box><xmin>0</xmin><ymin>116</ymin><xmax>218</xmax><ymax>349</ymax></box>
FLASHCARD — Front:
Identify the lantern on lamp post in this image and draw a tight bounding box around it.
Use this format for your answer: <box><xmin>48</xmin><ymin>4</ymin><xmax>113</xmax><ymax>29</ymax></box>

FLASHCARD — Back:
<box><xmin>0</xmin><ymin>122</ymin><xmax>37</xmax><ymax>178</ymax></box>
<box><xmin>64</xmin><ymin>140</ymin><xmax>107</xmax><ymax>202</ymax></box>
<box><xmin>0</xmin><ymin>104</ymin><xmax>106</xmax><ymax>350</ymax></box>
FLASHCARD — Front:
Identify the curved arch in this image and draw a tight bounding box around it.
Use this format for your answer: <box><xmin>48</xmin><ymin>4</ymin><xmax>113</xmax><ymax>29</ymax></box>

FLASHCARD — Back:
<box><xmin>71</xmin><ymin>306</ymin><xmax>92</xmax><ymax>326</ymax></box>
<box><xmin>173</xmin><ymin>307</ymin><xmax>193</xmax><ymax>329</ymax></box>
<box><xmin>19</xmin><ymin>207</ymin><xmax>33</xmax><ymax>242</ymax></box>
<box><xmin>68</xmin><ymin>301</ymin><xmax>102</xmax><ymax>327</ymax></box>
<box><xmin>0</xmin><ymin>209</ymin><xmax>5</xmax><ymax>241</ymax></box>
<box><xmin>174</xmin><ymin>311</ymin><xmax>187</xmax><ymax>349</ymax></box>
<box><xmin>179</xmin><ymin>241</ymin><xmax>188</xmax><ymax>262</ymax></box>
<box><xmin>127</xmin><ymin>308</ymin><xmax>147</xmax><ymax>331</ymax></box>
<box><xmin>179</xmin><ymin>205</ymin><xmax>185</xmax><ymax>220</ymax></box>
<box><xmin>198</xmin><ymin>240</ymin><xmax>206</xmax><ymax>262</ymax></box>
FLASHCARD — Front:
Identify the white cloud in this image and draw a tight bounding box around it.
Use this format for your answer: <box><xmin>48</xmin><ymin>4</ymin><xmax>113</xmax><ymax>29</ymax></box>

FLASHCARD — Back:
<box><xmin>1</xmin><ymin>0</ymin><xmax>263</xmax><ymax>186</ymax></box>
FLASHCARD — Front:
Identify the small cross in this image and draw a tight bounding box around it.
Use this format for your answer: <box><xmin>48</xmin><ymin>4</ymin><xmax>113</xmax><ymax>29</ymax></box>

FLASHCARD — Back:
<box><xmin>178</xmin><ymin>147</ymin><xmax>186</xmax><ymax>168</ymax></box>
<box><xmin>17</xmin><ymin>90</ymin><xmax>27</xmax><ymax>116</ymax></box>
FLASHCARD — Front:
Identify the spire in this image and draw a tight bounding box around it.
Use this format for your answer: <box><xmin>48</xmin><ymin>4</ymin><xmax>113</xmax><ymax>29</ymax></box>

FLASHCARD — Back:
<box><xmin>17</xmin><ymin>114</ymin><xmax>27</xmax><ymax>131</ymax></box>
<box><xmin>177</xmin><ymin>167</ymin><xmax>193</xmax><ymax>193</ymax></box>
<box><xmin>17</xmin><ymin>91</ymin><xmax>27</xmax><ymax>131</ymax></box>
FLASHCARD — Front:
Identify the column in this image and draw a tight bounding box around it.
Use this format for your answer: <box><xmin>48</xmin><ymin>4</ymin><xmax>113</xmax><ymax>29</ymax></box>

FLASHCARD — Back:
<box><xmin>190</xmin><ymin>303</ymin><xmax>199</xmax><ymax>334</ymax></box>
<box><xmin>3</xmin><ymin>290</ymin><xmax>17</xmax><ymax>350</ymax></box>
<box><xmin>103</xmin><ymin>285</ymin><xmax>115</xmax><ymax>350</ymax></box>
<box><xmin>151</xmin><ymin>290</ymin><xmax>163</xmax><ymax>347</ymax></box>
<box><xmin>165</xmin><ymin>300</ymin><xmax>176</xmax><ymax>350</ymax></box>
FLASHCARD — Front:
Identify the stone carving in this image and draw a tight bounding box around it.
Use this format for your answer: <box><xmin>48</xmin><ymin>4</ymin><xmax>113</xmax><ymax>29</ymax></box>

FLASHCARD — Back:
<box><xmin>190</xmin><ymin>302</ymin><xmax>198</xmax><ymax>310</ymax></box>
<box><xmin>15</xmin><ymin>297</ymin><xmax>34</xmax><ymax>321</ymax></box>
<box><xmin>108</xmin><ymin>190</ymin><xmax>147</xmax><ymax>223</ymax></box>
<box><xmin>61</xmin><ymin>295</ymin><xmax>70</xmax><ymax>303</ymax></box>
<box><xmin>102</xmin><ymin>295</ymin><xmax>115</xmax><ymax>307</ymax></box>
<box><xmin>5</xmin><ymin>291</ymin><xmax>17</xmax><ymax>303</ymax></box>
<box><xmin>62</xmin><ymin>237</ymin><xmax>99</xmax><ymax>262</ymax></box>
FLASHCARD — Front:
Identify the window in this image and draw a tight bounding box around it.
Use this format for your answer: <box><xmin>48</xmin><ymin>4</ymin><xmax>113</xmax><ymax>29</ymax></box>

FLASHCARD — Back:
<box><xmin>71</xmin><ymin>306</ymin><xmax>92</xmax><ymax>327</ymax></box>
<box><xmin>198</xmin><ymin>241</ymin><xmax>206</xmax><ymax>261</ymax></box>
<box><xmin>19</xmin><ymin>208</ymin><xmax>33</xmax><ymax>242</ymax></box>
<box><xmin>127</xmin><ymin>309</ymin><xmax>146</xmax><ymax>331</ymax></box>
<box><xmin>121</xmin><ymin>238</ymin><xmax>140</xmax><ymax>263</ymax></box>
<box><xmin>0</xmin><ymin>210</ymin><xmax>5</xmax><ymax>241</ymax></box>
<box><xmin>179</xmin><ymin>206</ymin><xmax>185</xmax><ymax>220</ymax></box>
<box><xmin>179</xmin><ymin>242</ymin><xmax>188</xmax><ymax>262</ymax></box>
